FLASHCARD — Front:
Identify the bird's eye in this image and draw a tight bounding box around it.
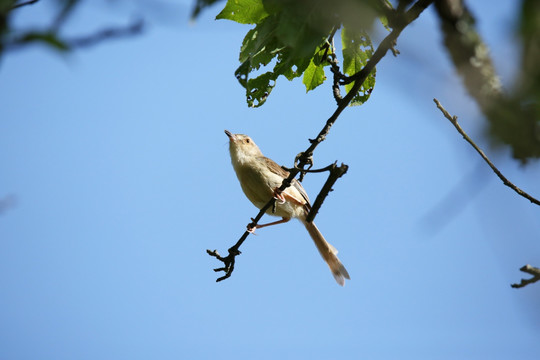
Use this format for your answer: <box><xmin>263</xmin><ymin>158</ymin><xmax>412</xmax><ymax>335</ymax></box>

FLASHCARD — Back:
<box><xmin>246</xmin><ymin>139</ymin><xmax>250</xmax><ymax>143</ymax></box>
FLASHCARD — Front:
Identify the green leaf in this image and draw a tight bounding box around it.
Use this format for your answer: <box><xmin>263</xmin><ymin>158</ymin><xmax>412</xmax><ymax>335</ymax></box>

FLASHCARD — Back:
<box><xmin>216</xmin><ymin>0</ymin><xmax>269</xmax><ymax>24</ymax></box>
<box><xmin>303</xmin><ymin>58</ymin><xmax>326</xmax><ymax>92</ymax></box>
<box><xmin>274</xmin><ymin>9</ymin><xmax>328</xmax><ymax>59</ymax></box>
<box><xmin>275</xmin><ymin>51</ymin><xmax>310</xmax><ymax>81</ymax></box>
<box><xmin>239</xmin><ymin>16</ymin><xmax>281</xmax><ymax>65</ymax></box>
<box><xmin>221</xmin><ymin>0</ymin><xmax>338</xmax><ymax>106</ymax></box>
<box><xmin>378</xmin><ymin>0</ymin><xmax>393</xmax><ymax>31</ymax></box>
<box><xmin>244</xmin><ymin>71</ymin><xmax>277</xmax><ymax>107</ymax></box>
<box><xmin>341</xmin><ymin>26</ymin><xmax>375</xmax><ymax>106</ymax></box>
<box><xmin>379</xmin><ymin>15</ymin><xmax>391</xmax><ymax>32</ymax></box>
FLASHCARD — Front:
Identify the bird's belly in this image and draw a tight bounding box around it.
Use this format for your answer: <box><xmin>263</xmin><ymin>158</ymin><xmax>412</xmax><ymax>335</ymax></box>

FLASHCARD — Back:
<box><xmin>235</xmin><ymin>164</ymin><xmax>302</xmax><ymax>218</ymax></box>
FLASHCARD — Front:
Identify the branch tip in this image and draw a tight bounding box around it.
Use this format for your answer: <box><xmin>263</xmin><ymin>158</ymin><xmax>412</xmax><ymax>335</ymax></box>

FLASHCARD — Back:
<box><xmin>434</xmin><ymin>98</ymin><xmax>540</xmax><ymax>206</ymax></box>
<box><xmin>511</xmin><ymin>265</ymin><xmax>540</xmax><ymax>289</ymax></box>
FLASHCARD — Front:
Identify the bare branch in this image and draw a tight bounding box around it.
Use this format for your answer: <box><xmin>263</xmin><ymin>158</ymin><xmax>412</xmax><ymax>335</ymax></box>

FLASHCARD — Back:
<box><xmin>207</xmin><ymin>198</ymin><xmax>277</xmax><ymax>282</ymax></box>
<box><xmin>511</xmin><ymin>265</ymin><xmax>540</xmax><ymax>288</ymax></box>
<box><xmin>306</xmin><ymin>163</ymin><xmax>349</xmax><ymax>223</ymax></box>
<box><xmin>434</xmin><ymin>98</ymin><xmax>540</xmax><ymax>206</ymax></box>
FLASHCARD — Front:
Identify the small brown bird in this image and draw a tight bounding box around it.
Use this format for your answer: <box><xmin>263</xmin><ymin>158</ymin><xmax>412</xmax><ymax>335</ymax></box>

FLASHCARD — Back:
<box><xmin>225</xmin><ymin>130</ymin><xmax>350</xmax><ymax>286</ymax></box>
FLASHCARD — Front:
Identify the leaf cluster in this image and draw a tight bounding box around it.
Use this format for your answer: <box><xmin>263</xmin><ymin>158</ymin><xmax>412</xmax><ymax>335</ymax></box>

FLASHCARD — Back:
<box><xmin>1</xmin><ymin>0</ymin><xmax>78</xmax><ymax>56</ymax></box>
<box><xmin>216</xmin><ymin>0</ymin><xmax>382</xmax><ymax>107</ymax></box>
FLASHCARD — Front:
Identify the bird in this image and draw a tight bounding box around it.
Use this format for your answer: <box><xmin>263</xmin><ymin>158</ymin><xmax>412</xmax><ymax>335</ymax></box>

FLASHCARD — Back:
<box><xmin>225</xmin><ymin>129</ymin><xmax>350</xmax><ymax>286</ymax></box>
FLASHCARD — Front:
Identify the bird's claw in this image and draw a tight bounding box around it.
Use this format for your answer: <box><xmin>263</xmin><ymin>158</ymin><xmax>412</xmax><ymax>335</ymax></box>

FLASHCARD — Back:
<box><xmin>273</xmin><ymin>188</ymin><xmax>286</xmax><ymax>204</ymax></box>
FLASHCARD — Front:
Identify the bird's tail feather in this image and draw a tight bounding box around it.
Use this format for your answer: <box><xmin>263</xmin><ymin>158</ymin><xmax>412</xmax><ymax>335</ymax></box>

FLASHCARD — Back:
<box><xmin>302</xmin><ymin>220</ymin><xmax>350</xmax><ymax>286</ymax></box>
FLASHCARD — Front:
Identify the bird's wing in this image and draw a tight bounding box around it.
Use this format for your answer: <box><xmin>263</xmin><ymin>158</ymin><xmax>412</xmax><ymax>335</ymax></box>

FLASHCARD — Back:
<box><xmin>263</xmin><ymin>156</ymin><xmax>311</xmax><ymax>207</ymax></box>
<box><xmin>263</xmin><ymin>156</ymin><xmax>289</xmax><ymax>177</ymax></box>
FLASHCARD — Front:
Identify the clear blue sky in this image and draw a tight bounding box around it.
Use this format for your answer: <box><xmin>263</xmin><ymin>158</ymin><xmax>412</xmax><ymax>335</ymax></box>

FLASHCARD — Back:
<box><xmin>1</xmin><ymin>1</ymin><xmax>540</xmax><ymax>359</ymax></box>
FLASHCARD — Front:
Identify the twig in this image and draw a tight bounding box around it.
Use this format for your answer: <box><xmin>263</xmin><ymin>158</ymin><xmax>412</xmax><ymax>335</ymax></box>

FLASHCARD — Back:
<box><xmin>4</xmin><ymin>19</ymin><xmax>144</xmax><ymax>53</ymax></box>
<box><xmin>207</xmin><ymin>197</ymin><xmax>277</xmax><ymax>282</ymax></box>
<box><xmin>306</xmin><ymin>163</ymin><xmax>349</xmax><ymax>223</ymax></box>
<box><xmin>299</xmin><ymin>0</ymin><xmax>434</xmax><ymax>165</ymax></box>
<box><xmin>283</xmin><ymin>163</ymin><xmax>335</xmax><ymax>174</ymax></box>
<box><xmin>11</xmin><ymin>0</ymin><xmax>39</xmax><ymax>9</ymax></box>
<box><xmin>319</xmin><ymin>27</ymin><xmax>344</xmax><ymax>104</ymax></box>
<box><xmin>511</xmin><ymin>265</ymin><xmax>540</xmax><ymax>288</ymax></box>
<box><xmin>208</xmin><ymin>0</ymin><xmax>435</xmax><ymax>282</ymax></box>
<box><xmin>434</xmin><ymin>98</ymin><xmax>540</xmax><ymax>206</ymax></box>
<box><xmin>67</xmin><ymin>19</ymin><xmax>144</xmax><ymax>49</ymax></box>
<box><xmin>340</xmin><ymin>0</ymin><xmax>433</xmax><ymax>87</ymax></box>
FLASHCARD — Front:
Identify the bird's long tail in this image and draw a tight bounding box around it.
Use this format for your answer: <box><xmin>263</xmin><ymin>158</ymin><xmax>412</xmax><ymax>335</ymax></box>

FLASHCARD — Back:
<box><xmin>302</xmin><ymin>220</ymin><xmax>350</xmax><ymax>286</ymax></box>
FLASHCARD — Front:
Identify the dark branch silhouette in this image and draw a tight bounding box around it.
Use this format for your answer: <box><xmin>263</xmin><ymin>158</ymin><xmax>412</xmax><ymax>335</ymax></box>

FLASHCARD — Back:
<box><xmin>4</xmin><ymin>18</ymin><xmax>144</xmax><ymax>52</ymax></box>
<box><xmin>511</xmin><ymin>265</ymin><xmax>540</xmax><ymax>288</ymax></box>
<box><xmin>207</xmin><ymin>0</ymin><xmax>435</xmax><ymax>282</ymax></box>
<box><xmin>67</xmin><ymin>19</ymin><xmax>144</xmax><ymax>49</ymax></box>
<box><xmin>11</xmin><ymin>0</ymin><xmax>40</xmax><ymax>9</ymax></box>
<box><xmin>305</xmin><ymin>163</ymin><xmax>348</xmax><ymax>223</ymax></box>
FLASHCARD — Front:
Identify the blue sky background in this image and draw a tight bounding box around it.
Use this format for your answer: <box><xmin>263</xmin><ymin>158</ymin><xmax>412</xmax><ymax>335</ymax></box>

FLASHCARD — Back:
<box><xmin>1</xmin><ymin>1</ymin><xmax>540</xmax><ymax>359</ymax></box>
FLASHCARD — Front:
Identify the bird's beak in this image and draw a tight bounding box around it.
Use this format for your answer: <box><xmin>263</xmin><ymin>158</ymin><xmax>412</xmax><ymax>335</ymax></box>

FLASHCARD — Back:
<box><xmin>224</xmin><ymin>130</ymin><xmax>236</xmax><ymax>141</ymax></box>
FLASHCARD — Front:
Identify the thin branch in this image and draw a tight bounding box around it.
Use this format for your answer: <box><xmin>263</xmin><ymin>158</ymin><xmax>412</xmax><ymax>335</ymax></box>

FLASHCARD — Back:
<box><xmin>284</xmin><ymin>161</ymin><xmax>349</xmax><ymax>223</ymax></box>
<box><xmin>343</xmin><ymin>2</ymin><xmax>432</xmax><ymax>88</ymax></box>
<box><xmin>306</xmin><ymin>163</ymin><xmax>349</xmax><ymax>223</ymax></box>
<box><xmin>51</xmin><ymin>0</ymin><xmax>77</xmax><ymax>33</ymax></box>
<box><xmin>66</xmin><ymin>19</ymin><xmax>144</xmax><ymax>49</ymax></box>
<box><xmin>511</xmin><ymin>265</ymin><xmax>540</xmax><ymax>288</ymax></box>
<box><xmin>208</xmin><ymin>0</ymin><xmax>435</xmax><ymax>282</ymax></box>
<box><xmin>329</xmin><ymin>56</ymin><xmax>344</xmax><ymax>104</ymax></box>
<box><xmin>283</xmin><ymin>162</ymin><xmax>336</xmax><ymax>174</ymax></box>
<box><xmin>301</xmin><ymin>0</ymin><xmax>435</xmax><ymax>163</ymax></box>
<box><xmin>207</xmin><ymin>197</ymin><xmax>277</xmax><ymax>282</ymax></box>
<box><xmin>434</xmin><ymin>98</ymin><xmax>540</xmax><ymax>206</ymax></box>
<box><xmin>319</xmin><ymin>26</ymin><xmax>344</xmax><ymax>105</ymax></box>
<box><xmin>4</xmin><ymin>19</ymin><xmax>144</xmax><ymax>53</ymax></box>
<box><xmin>11</xmin><ymin>0</ymin><xmax>39</xmax><ymax>9</ymax></box>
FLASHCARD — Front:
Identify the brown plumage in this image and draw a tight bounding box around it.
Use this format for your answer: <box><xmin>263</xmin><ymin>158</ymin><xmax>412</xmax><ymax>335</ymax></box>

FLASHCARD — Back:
<box><xmin>225</xmin><ymin>130</ymin><xmax>350</xmax><ymax>286</ymax></box>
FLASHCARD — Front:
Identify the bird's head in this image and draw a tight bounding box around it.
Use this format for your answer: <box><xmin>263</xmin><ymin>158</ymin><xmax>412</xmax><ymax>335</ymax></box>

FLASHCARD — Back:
<box><xmin>225</xmin><ymin>130</ymin><xmax>263</xmax><ymax>163</ymax></box>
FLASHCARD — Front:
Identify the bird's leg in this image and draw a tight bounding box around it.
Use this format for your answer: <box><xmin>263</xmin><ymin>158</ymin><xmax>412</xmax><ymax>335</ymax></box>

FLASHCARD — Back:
<box><xmin>247</xmin><ymin>217</ymin><xmax>290</xmax><ymax>233</ymax></box>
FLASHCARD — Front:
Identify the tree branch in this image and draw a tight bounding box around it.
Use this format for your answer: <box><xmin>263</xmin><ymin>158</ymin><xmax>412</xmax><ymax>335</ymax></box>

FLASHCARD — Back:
<box><xmin>511</xmin><ymin>265</ymin><xmax>540</xmax><ymax>288</ymax></box>
<box><xmin>434</xmin><ymin>98</ymin><xmax>540</xmax><ymax>206</ymax></box>
<box><xmin>207</xmin><ymin>0</ymin><xmax>435</xmax><ymax>282</ymax></box>
<box><xmin>306</xmin><ymin>163</ymin><xmax>349</xmax><ymax>223</ymax></box>
<box><xmin>11</xmin><ymin>0</ymin><xmax>39</xmax><ymax>9</ymax></box>
<box><xmin>66</xmin><ymin>19</ymin><xmax>144</xmax><ymax>49</ymax></box>
<box><xmin>4</xmin><ymin>19</ymin><xmax>144</xmax><ymax>52</ymax></box>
